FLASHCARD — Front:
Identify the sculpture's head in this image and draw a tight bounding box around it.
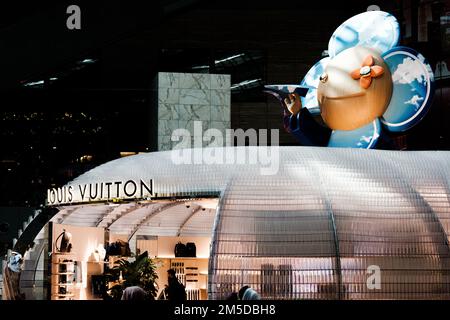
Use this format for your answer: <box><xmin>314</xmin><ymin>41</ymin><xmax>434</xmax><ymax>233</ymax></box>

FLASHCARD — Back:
<box><xmin>317</xmin><ymin>46</ymin><xmax>392</xmax><ymax>131</ymax></box>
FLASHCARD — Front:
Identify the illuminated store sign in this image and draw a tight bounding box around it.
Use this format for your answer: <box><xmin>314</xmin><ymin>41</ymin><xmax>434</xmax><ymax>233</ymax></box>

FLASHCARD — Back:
<box><xmin>47</xmin><ymin>179</ymin><xmax>154</xmax><ymax>206</ymax></box>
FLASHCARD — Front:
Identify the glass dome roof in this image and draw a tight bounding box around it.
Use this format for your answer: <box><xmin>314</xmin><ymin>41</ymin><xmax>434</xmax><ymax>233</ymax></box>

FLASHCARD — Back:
<box><xmin>46</xmin><ymin>146</ymin><xmax>450</xmax><ymax>299</ymax></box>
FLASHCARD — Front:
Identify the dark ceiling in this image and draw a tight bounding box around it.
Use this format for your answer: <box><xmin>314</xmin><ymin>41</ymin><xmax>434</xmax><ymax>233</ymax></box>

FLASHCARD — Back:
<box><xmin>0</xmin><ymin>0</ymin><xmax>449</xmax><ymax>209</ymax></box>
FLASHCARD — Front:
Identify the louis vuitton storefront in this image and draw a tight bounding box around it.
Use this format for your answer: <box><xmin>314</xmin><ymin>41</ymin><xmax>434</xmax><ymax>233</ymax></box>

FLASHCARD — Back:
<box><xmin>17</xmin><ymin>146</ymin><xmax>450</xmax><ymax>300</ymax></box>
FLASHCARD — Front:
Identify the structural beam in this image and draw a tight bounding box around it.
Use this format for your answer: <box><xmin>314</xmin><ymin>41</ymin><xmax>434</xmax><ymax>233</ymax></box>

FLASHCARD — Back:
<box><xmin>176</xmin><ymin>205</ymin><xmax>203</xmax><ymax>236</ymax></box>
<box><xmin>127</xmin><ymin>202</ymin><xmax>181</xmax><ymax>241</ymax></box>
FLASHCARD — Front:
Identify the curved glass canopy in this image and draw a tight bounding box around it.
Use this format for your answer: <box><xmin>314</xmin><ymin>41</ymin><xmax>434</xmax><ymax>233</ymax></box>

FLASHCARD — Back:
<box><xmin>39</xmin><ymin>147</ymin><xmax>450</xmax><ymax>299</ymax></box>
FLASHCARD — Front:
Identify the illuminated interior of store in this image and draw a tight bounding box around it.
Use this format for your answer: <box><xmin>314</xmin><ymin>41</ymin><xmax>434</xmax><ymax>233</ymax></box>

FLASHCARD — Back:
<box><xmin>43</xmin><ymin>198</ymin><xmax>218</xmax><ymax>300</ymax></box>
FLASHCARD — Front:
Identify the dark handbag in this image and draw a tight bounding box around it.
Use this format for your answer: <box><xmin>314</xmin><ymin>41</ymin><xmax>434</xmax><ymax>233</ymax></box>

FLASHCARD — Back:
<box><xmin>185</xmin><ymin>242</ymin><xmax>196</xmax><ymax>257</ymax></box>
<box><xmin>91</xmin><ymin>275</ymin><xmax>106</xmax><ymax>296</ymax></box>
<box><xmin>116</xmin><ymin>240</ymin><xmax>131</xmax><ymax>256</ymax></box>
<box><xmin>106</xmin><ymin>240</ymin><xmax>131</xmax><ymax>256</ymax></box>
<box><xmin>106</xmin><ymin>242</ymin><xmax>119</xmax><ymax>256</ymax></box>
<box><xmin>175</xmin><ymin>242</ymin><xmax>186</xmax><ymax>257</ymax></box>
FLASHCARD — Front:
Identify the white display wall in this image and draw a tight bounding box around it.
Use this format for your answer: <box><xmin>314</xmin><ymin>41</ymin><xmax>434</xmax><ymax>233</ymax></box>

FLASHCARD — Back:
<box><xmin>51</xmin><ymin>223</ymin><xmax>105</xmax><ymax>300</ymax></box>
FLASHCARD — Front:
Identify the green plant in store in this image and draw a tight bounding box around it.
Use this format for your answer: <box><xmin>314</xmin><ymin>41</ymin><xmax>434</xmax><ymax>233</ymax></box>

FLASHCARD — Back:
<box><xmin>105</xmin><ymin>251</ymin><xmax>159</xmax><ymax>300</ymax></box>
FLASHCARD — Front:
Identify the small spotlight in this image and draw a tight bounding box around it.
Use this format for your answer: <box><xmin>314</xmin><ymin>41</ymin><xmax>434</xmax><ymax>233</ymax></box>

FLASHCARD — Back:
<box><xmin>80</xmin><ymin>58</ymin><xmax>96</xmax><ymax>64</ymax></box>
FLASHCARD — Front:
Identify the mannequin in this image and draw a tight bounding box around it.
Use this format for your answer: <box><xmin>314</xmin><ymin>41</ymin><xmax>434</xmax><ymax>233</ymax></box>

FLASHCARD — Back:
<box><xmin>2</xmin><ymin>251</ymin><xmax>25</xmax><ymax>300</ymax></box>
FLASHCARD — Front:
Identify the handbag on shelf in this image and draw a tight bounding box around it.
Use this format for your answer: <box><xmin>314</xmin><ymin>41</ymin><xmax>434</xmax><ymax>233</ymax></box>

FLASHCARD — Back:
<box><xmin>106</xmin><ymin>240</ymin><xmax>131</xmax><ymax>256</ymax></box>
<box><xmin>185</xmin><ymin>242</ymin><xmax>196</xmax><ymax>257</ymax></box>
<box><xmin>174</xmin><ymin>242</ymin><xmax>187</xmax><ymax>257</ymax></box>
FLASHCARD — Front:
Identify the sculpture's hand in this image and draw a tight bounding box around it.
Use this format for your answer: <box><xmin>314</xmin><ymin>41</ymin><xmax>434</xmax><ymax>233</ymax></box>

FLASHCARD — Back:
<box><xmin>284</xmin><ymin>93</ymin><xmax>302</xmax><ymax>115</ymax></box>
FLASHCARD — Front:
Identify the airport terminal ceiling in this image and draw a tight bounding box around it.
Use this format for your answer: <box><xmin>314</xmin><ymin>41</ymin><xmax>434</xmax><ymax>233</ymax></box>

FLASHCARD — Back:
<box><xmin>1</xmin><ymin>0</ymin><xmax>449</xmax><ymax>208</ymax></box>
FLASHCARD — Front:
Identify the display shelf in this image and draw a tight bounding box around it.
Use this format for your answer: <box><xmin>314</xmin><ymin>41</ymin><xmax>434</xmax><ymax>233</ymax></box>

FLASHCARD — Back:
<box><xmin>54</xmin><ymin>272</ymin><xmax>75</xmax><ymax>275</ymax></box>
<box><xmin>51</xmin><ymin>252</ymin><xmax>77</xmax><ymax>256</ymax></box>
<box><xmin>164</xmin><ymin>258</ymin><xmax>207</xmax><ymax>300</ymax></box>
<box><xmin>51</xmin><ymin>254</ymin><xmax>77</xmax><ymax>300</ymax></box>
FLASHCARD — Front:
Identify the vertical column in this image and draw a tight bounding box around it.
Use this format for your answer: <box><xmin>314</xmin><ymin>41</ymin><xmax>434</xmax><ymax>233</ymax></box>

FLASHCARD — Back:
<box><xmin>156</xmin><ymin>72</ymin><xmax>231</xmax><ymax>151</ymax></box>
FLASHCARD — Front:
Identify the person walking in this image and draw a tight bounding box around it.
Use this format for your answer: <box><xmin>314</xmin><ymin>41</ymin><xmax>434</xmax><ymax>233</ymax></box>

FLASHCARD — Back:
<box><xmin>165</xmin><ymin>269</ymin><xmax>186</xmax><ymax>301</ymax></box>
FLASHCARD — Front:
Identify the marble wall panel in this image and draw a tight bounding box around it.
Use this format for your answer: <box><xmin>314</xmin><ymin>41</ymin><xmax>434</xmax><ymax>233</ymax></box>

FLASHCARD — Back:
<box><xmin>156</xmin><ymin>72</ymin><xmax>231</xmax><ymax>151</ymax></box>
